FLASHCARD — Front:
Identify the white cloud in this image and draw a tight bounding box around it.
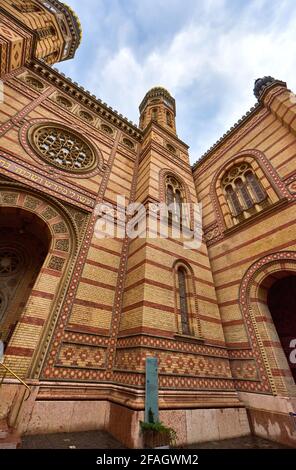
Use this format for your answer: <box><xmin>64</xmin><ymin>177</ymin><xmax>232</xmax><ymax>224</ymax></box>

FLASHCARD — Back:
<box><xmin>62</xmin><ymin>0</ymin><xmax>296</xmax><ymax>163</ymax></box>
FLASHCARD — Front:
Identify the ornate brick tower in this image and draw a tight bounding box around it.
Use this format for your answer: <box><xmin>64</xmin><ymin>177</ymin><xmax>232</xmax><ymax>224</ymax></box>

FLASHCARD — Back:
<box><xmin>0</xmin><ymin>0</ymin><xmax>81</xmax><ymax>76</ymax></box>
<box><xmin>139</xmin><ymin>86</ymin><xmax>177</xmax><ymax>135</ymax></box>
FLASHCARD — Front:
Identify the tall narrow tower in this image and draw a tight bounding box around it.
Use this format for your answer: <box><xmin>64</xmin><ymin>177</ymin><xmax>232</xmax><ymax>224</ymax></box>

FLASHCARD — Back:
<box><xmin>0</xmin><ymin>0</ymin><xmax>81</xmax><ymax>77</ymax></box>
<box><xmin>139</xmin><ymin>86</ymin><xmax>177</xmax><ymax>135</ymax></box>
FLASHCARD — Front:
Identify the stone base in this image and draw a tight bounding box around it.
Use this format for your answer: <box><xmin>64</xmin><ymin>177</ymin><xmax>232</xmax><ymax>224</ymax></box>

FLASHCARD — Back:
<box><xmin>21</xmin><ymin>400</ymin><xmax>110</xmax><ymax>436</ymax></box>
<box><xmin>239</xmin><ymin>392</ymin><xmax>296</xmax><ymax>448</ymax></box>
<box><xmin>2</xmin><ymin>382</ymin><xmax>296</xmax><ymax>447</ymax></box>
<box><xmin>103</xmin><ymin>403</ymin><xmax>251</xmax><ymax>448</ymax></box>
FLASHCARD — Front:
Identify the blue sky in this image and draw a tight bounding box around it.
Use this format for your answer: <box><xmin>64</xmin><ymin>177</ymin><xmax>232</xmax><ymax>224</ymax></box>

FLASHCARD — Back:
<box><xmin>58</xmin><ymin>0</ymin><xmax>296</xmax><ymax>164</ymax></box>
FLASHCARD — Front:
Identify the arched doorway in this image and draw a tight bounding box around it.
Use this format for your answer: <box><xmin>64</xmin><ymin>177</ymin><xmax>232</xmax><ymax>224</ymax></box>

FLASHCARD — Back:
<box><xmin>267</xmin><ymin>275</ymin><xmax>296</xmax><ymax>383</ymax></box>
<box><xmin>0</xmin><ymin>207</ymin><xmax>51</xmax><ymax>350</ymax></box>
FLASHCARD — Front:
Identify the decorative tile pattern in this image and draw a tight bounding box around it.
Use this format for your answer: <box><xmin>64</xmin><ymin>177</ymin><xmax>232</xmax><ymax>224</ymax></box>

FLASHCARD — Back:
<box><xmin>57</xmin><ymin>343</ymin><xmax>106</xmax><ymax>369</ymax></box>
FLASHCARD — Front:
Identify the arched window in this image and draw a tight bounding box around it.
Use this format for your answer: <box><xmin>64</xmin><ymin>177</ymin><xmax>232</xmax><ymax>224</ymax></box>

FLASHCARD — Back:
<box><xmin>178</xmin><ymin>267</ymin><xmax>190</xmax><ymax>335</ymax></box>
<box><xmin>152</xmin><ymin>108</ymin><xmax>158</xmax><ymax>121</ymax></box>
<box><xmin>222</xmin><ymin>163</ymin><xmax>267</xmax><ymax>221</ymax></box>
<box><xmin>225</xmin><ymin>185</ymin><xmax>242</xmax><ymax>216</ymax></box>
<box><xmin>245</xmin><ymin>171</ymin><xmax>266</xmax><ymax>203</ymax></box>
<box><xmin>37</xmin><ymin>26</ymin><xmax>56</xmax><ymax>40</ymax></box>
<box><xmin>166</xmin><ymin>111</ymin><xmax>173</xmax><ymax>127</ymax></box>
<box><xmin>165</xmin><ymin>175</ymin><xmax>184</xmax><ymax>223</ymax></box>
<box><xmin>12</xmin><ymin>1</ymin><xmax>43</xmax><ymax>13</ymax></box>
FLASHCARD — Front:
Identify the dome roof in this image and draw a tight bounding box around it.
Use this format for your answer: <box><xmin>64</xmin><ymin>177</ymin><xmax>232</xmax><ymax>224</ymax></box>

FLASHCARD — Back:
<box><xmin>254</xmin><ymin>76</ymin><xmax>286</xmax><ymax>100</ymax></box>
<box><xmin>61</xmin><ymin>2</ymin><xmax>82</xmax><ymax>44</ymax></box>
<box><xmin>44</xmin><ymin>1</ymin><xmax>82</xmax><ymax>59</ymax></box>
<box><xmin>139</xmin><ymin>86</ymin><xmax>175</xmax><ymax>113</ymax></box>
<box><xmin>146</xmin><ymin>86</ymin><xmax>172</xmax><ymax>96</ymax></box>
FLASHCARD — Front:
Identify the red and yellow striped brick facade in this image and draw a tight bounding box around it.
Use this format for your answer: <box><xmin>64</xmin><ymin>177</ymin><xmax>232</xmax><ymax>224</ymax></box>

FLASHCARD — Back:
<box><xmin>0</xmin><ymin>1</ymin><xmax>295</xmax><ymax>448</ymax></box>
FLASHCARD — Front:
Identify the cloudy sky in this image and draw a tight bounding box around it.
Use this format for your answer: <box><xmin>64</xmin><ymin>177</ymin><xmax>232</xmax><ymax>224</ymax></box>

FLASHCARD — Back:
<box><xmin>58</xmin><ymin>0</ymin><xmax>296</xmax><ymax>164</ymax></box>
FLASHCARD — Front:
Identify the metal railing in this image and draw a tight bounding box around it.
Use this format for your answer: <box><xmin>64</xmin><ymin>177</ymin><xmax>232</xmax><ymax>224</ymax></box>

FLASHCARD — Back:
<box><xmin>0</xmin><ymin>362</ymin><xmax>31</xmax><ymax>401</ymax></box>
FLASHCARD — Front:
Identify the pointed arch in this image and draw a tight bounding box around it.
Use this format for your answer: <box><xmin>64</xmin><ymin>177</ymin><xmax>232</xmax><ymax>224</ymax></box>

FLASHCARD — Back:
<box><xmin>239</xmin><ymin>251</ymin><xmax>296</xmax><ymax>396</ymax></box>
<box><xmin>210</xmin><ymin>149</ymin><xmax>290</xmax><ymax>231</ymax></box>
<box><xmin>0</xmin><ymin>180</ymin><xmax>80</xmax><ymax>379</ymax></box>
<box><xmin>172</xmin><ymin>259</ymin><xmax>202</xmax><ymax>338</ymax></box>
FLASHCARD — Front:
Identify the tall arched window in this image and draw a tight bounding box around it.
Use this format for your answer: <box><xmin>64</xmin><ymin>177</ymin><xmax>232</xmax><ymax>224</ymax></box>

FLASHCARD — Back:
<box><xmin>222</xmin><ymin>163</ymin><xmax>267</xmax><ymax>221</ymax></box>
<box><xmin>152</xmin><ymin>108</ymin><xmax>158</xmax><ymax>121</ymax></box>
<box><xmin>12</xmin><ymin>1</ymin><xmax>43</xmax><ymax>13</ymax></box>
<box><xmin>166</xmin><ymin>111</ymin><xmax>173</xmax><ymax>127</ymax></box>
<box><xmin>165</xmin><ymin>175</ymin><xmax>184</xmax><ymax>223</ymax></box>
<box><xmin>178</xmin><ymin>267</ymin><xmax>190</xmax><ymax>335</ymax></box>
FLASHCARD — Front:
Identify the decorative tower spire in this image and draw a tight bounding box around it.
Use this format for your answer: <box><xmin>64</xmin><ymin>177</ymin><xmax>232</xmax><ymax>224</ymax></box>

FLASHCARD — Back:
<box><xmin>253</xmin><ymin>76</ymin><xmax>287</xmax><ymax>101</ymax></box>
<box><xmin>139</xmin><ymin>87</ymin><xmax>177</xmax><ymax>135</ymax></box>
<box><xmin>0</xmin><ymin>0</ymin><xmax>82</xmax><ymax>75</ymax></box>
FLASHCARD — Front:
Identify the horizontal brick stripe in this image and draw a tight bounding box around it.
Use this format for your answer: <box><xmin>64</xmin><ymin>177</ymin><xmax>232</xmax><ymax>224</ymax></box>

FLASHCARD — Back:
<box><xmin>5</xmin><ymin>90</ymin><xmax>30</xmax><ymax>106</ymax></box>
<box><xmin>5</xmin><ymin>346</ymin><xmax>34</xmax><ymax>357</ymax></box>
<box><xmin>19</xmin><ymin>316</ymin><xmax>45</xmax><ymax>326</ymax></box>
<box><xmin>262</xmin><ymin>129</ymin><xmax>291</xmax><ymax>153</ymax></box>
<box><xmin>112</xmin><ymin>161</ymin><xmax>133</xmax><ymax>177</ymax></box>
<box><xmin>270</xmin><ymin>139</ymin><xmax>296</xmax><ymax>162</ymax></box>
<box><xmin>0</xmin><ymin>109</ymin><xmax>13</xmax><ymax>118</ymax></box>
<box><xmin>122</xmin><ymin>300</ymin><xmax>175</xmax><ymax>314</ymax></box>
<box><xmin>277</xmin><ymin>151</ymin><xmax>296</xmax><ymax>170</ymax></box>
<box><xmin>86</xmin><ymin>259</ymin><xmax>119</xmax><ymax>272</ymax></box>
<box><xmin>271</xmin><ymin>368</ymin><xmax>293</xmax><ymax>377</ymax></box>
<box><xmin>109</xmin><ymin>170</ymin><xmax>133</xmax><ymax>184</ymax></box>
<box><xmin>213</xmin><ymin>238</ymin><xmax>296</xmax><ymax>275</ymax></box>
<box><xmin>199</xmin><ymin>314</ymin><xmax>221</xmax><ymax>324</ymax></box>
<box><xmin>250</xmin><ymin>297</ymin><xmax>266</xmax><ymax>304</ymax></box>
<box><xmin>31</xmin><ymin>290</ymin><xmax>54</xmax><ymax>300</ymax></box>
<box><xmin>125</xmin><ymin>277</ymin><xmax>173</xmax><ymax>292</ymax></box>
<box><xmin>118</xmin><ymin>326</ymin><xmax>174</xmax><ymax>338</ymax></box>
<box><xmin>226</xmin><ymin>341</ymin><xmax>250</xmax><ymax>348</ymax></box>
<box><xmin>89</xmin><ymin>243</ymin><xmax>121</xmax><ymax>257</ymax></box>
<box><xmin>241</xmin><ymin>121</ymin><xmax>283</xmax><ymax>151</ymax></box>
<box><xmin>223</xmin><ymin>319</ymin><xmax>245</xmax><ymax>327</ymax></box>
<box><xmin>127</xmin><ymin>258</ymin><xmax>170</xmax><ymax>274</ymax></box>
<box><xmin>255</xmin><ymin>316</ymin><xmax>274</xmax><ymax>324</ymax></box>
<box><xmin>112</xmin><ymin>162</ymin><xmax>133</xmax><ymax>179</ymax></box>
<box><xmin>107</xmin><ymin>178</ymin><xmax>131</xmax><ymax>192</ymax></box>
<box><xmin>196</xmin><ymin>294</ymin><xmax>218</xmax><ymax>305</ymax></box>
<box><xmin>1</xmin><ymin>102</ymin><xmax>23</xmax><ymax>114</ymax></box>
<box><xmin>40</xmin><ymin>268</ymin><xmax>62</xmax><ymax>277</ymax></box>
<box><xmin>80</xmin><ymin>277</ymin><xmax>116</xmax><ymax>291</ymax></box>
<box><xmin>263</xmin><ymin>340</ymin><xmax>283</xmax><ymax>348</ymax></box>
<box><xmin>145</xmin><ymin>242</ymin><xmax>210</xmax><ymax>267</ymax></box>
<box><xmin>68</xmin><ymin>178</ymin><xmax>97</xmax><ymax>196</ymax></box>
<box><xmin>136</xmin><ymin>184</ymin><xmax>159</xmax><ymax>202</ymax></box>
<box><xmin>212</xmin><ymin>216</ymin><xmax>295</xmax><ymax>262</ymax></box>
<box><xmin>67</xmin><ymin>324</ymin><xmax>110</xmax><ymax>336</ymax></box>
<box><xmin>74</xmin><ymin>299</ymin><xmax>113</xmax><ymax>311</ymax></box>
<box><xmin>2</xmin><ymin>134</ymin><xmax>20</xmax><ymax>145</ymax></box>
<box><xmin>31</xmin><ymin>110</ymin><xmax>46</xmax><ymax>118</ymax></box>
<box><xmin>219</xmin><ymin>299</ymin><xmax>239</xmax><ymax>307</ymax></box>
<box><xmin>215</xmin><ymin>279</ymin><xmax>241</xmax><ymax>291</ymax></box>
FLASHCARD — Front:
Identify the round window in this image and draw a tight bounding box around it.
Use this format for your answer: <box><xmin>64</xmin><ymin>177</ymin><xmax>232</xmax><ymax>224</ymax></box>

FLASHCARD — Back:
<box><xmin>31</xmin><ymin>125</ymin><xmax>97</xmax><ymax>172</ymax></box>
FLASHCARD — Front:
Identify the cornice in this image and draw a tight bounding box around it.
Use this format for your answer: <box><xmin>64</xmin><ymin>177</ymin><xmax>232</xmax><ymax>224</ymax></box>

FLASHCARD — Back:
<box><xmin>26</xmin><ymin>60</ymin><xmax>143</xmax><ymax>141</ymax></box>
<box><xmin>142</xmin><ymin>120</ymin><xmax>189</xmax><ymax>150</ymax></box>
<box><xmin>139</xmin><ymin>140</ymin><xmax>193</xmax><ymax>175</ymax></box>
<box><xmin>192</xmin><ymin>102</ymin><xmax>262</xmax><ymax>171</ymax></box>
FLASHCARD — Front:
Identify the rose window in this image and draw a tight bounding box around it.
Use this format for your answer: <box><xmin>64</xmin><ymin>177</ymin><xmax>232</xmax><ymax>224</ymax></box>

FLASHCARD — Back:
<box><xmin>32</xmin><ymin>126</ymin><xmax>96</xmax><ymax>172</ymax></box>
